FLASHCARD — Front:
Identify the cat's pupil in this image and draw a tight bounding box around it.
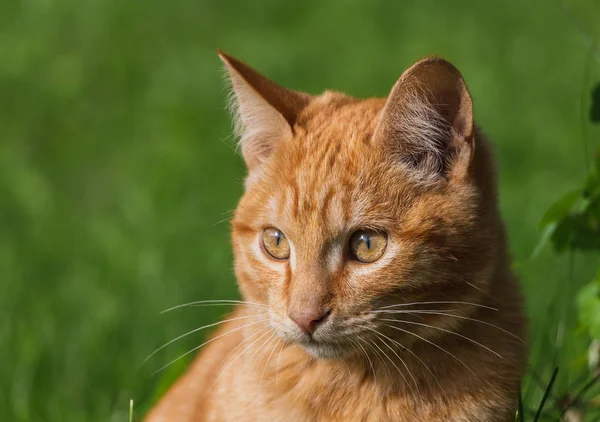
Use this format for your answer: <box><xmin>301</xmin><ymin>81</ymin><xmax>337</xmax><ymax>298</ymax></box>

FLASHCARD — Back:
<box><xmin>276</xmin><ymin>232</ymin><xmax>281</xmax><ymax>246</ymax></box>
<box><xmin>365</xmin><ymin>235</ymin><xmax>371</xmax><ymax>249</ymax></box>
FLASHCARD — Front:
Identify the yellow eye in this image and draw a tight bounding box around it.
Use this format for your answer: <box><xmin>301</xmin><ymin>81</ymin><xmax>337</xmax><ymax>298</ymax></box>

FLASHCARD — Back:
<box><xmin>349</xmin><ymin>230</ymin><xmax>387</xmax><ymax>263</ymax></box>
<box><xmin>262</xmin><ymin>228</ymin><xmax>290</xmax><ymax>260</ymax></box>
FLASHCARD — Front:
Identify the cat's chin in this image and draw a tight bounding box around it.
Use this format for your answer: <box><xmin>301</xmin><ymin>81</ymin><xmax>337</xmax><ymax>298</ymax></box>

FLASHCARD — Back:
<box><xmin>301</xmin><ymin>340</ymin><xmax>350</xmax><ymax>360</ymax></box>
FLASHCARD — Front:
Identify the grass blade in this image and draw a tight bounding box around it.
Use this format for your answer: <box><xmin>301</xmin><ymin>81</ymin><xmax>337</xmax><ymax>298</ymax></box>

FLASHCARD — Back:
<box><xmin>517</xmin><ymin>385</ymin><xmax>524</xmax><ymax>422</ymax></box>
<box><xmin>533</xmin><ymin>367</ymin><xmax>559</xmax><ymax>422</ymax></box>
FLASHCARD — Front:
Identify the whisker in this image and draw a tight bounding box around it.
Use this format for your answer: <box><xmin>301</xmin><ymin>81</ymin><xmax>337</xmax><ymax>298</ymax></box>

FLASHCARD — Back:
<box><xmin>371</xmin><ymin>327</ymin><xmax>446</xmax><ymax>402</ymax></box>
<box><xmin>275</xmin><ymin>340</ymin><xmax>286</xmax><ymax>387</ymax></box>
<box><xmin>370</xmin><ymin>309</ymin><xmax>461</xmax><ymax>315</ymax></box>
<box><xmin>145</xmin><ymin>314</ymin><xmax>265</xmax><ymax>363</ymax></box>
<box><xmin>457</xmin><ymin>276</ymin><xmax>486</xmax><ymax>294</ymax></box>
<box><xmin>205</xmin><ymin>326</ymin><xmax>274</xmax><ymax>394</ymax></box>
<box><xmin>258</xmin><ymin>337</ymin><xmax>282</xmax><ymax>416</ymax></box>
<box><xmin>382</xmin><ymin>318</ymin><xmax>502</xmax><ymax>359</ymax></box>
<box><xmin>244</xmin><ymin>331</ymin><xmax>277</xmax><ymax>380</ymax></box>
<box><xmin>368</xmin><ymin>332</ymin><xmax>417</xmax><ymax>402</ymax></box>
<box><xmin>359</xmin><ymin>337</ymin><xmax>387</xmax><ymax>375</ymax></box>
<box><xmin>377</xmin><ymin>301</ymin><xmax>498</xmax><ymax>311</ymax></box>
<box><xmin>333</xmin><ymin>339</ymin><xmax>352</xmax><ymax>377</ymax></box>
<box><xmin>214</xmin><ymin>324</ymin><xmax>272</xmax><ymax>377</ymax></box>
<box><xmin>361</xmin><ymin>326</ymin><xmax>419</xmax><ymax>401</ymax></box>
<box><xmin>383</xmin><ymin>323</ymin><xmax>479</xmax><ymax>379</ymax></box>
<box><xmin>347</xmin><ymin>340</ymin><xmax>363</xmax><ymax>368</ymax></box>
<box><xmin>151</xmin><ymin>318</ymin><xmax>269</xmax><ymax>375</ymax></box>
<box><xmin>194</xmin><ymin>325</ymin><xmax>275</xmax><ymax>403</ymax></box>
<box><xmin>213</xmin><ymin>215</ymin><xmax>234</xmax><ymax>226</ymax></box>
<box><xmin>354</xmin><ymin>339</ymin><xmax>376</xmax><ymax>385</ymax></box>
<box><xmin>373</xmin><ymin>310</ymin><xmax>527</xmax><ymax>346</ymax></box>
<box><xmin>213</xmin><ymin>209</ymin><xmax>236</xmax><ymax>226</ymax></box>
<box><xmin>358</xmin><ymin>338</ymin><xmax>388</xmax><ymax>386</ymax></box>
<box><xmin>162</xmin><ymin>299</ymin><xmax>271</xmax><ymax>313</ymax></box>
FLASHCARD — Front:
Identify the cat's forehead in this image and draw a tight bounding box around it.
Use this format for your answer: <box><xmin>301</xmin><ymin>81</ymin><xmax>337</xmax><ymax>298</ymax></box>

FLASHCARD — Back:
<box><xmin>256</xmin><ymin>94</ymin><xmax>404</xmax><ymax>232</ymax></box>
<box><xmin>297</xmin><ymin>92</ymin><xmax>385</xmax><ymax>146</ymax></box>
<box><xmin>270</xmin><ymin>95</ymin><xmax>383</xmax><ymax>191</ymax></box>
<box><xmin>279</xmin><ymin>93</ymin><xmax>386</xmax><ymax>173</ymax></box>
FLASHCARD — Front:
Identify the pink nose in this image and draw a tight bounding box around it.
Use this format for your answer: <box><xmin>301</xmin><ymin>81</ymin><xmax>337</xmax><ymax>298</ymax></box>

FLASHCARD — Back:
<box><xmin>289</xmin><ymin>309</ymin><xmax>330</xmax><ymax>334</ymax></box>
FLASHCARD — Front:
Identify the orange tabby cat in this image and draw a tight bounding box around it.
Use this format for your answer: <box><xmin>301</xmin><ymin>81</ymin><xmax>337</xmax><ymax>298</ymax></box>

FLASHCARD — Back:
<box><xmin>146</xmin><ymin>52</ymin><xmax>527</xmax><ymax>422</ymax></box>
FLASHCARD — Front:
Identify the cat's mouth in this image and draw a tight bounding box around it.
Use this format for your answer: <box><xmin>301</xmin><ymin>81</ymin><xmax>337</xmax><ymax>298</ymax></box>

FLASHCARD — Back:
<box><xmin>272</xmin><ymin>311</ymin><xmax>375</xmax><ymax>359</ymax></box>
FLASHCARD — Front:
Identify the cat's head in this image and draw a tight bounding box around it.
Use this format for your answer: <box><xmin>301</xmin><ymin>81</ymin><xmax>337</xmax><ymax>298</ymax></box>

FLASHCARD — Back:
<box><xmin>222</xmin><ymin>52</ymin><xmax>501</xmax><ymax>359</ymax></box>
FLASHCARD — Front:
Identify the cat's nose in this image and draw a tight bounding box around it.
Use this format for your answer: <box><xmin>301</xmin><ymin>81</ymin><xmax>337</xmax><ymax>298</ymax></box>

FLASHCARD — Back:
<box><xmin>289</xmin><ymin>309</ymin><xmax>331</xmax><ymax>335</ymax></box>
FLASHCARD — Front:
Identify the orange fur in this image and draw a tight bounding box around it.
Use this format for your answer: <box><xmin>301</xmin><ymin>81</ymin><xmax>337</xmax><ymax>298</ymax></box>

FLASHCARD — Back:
<box><xmin>146</xmin><ymin>52</ymin><xmax>527</xmax><ymax>422</ymax></box>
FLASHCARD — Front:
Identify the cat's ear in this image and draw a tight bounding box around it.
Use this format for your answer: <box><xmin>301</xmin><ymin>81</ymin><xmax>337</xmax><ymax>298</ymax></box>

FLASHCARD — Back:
<box><xmin>218</xmin><ymin>51</ymin><xmax>311</xmax><ymax>169</ymax></box>
<box><xmin>374</xmin><ymin>57</ymin><xmax>474</xmax><ymax>182</ymax></box>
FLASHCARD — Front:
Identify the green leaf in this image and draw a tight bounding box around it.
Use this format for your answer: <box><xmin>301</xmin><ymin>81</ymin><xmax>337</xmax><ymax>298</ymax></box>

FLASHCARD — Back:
<box><xmin>530</xmin><ymin>222</ymin><xmax>557</xmax><ymax>259</ymax></box>
<box><xmin>549</xmin><ymin>208</ymin><xmax>600</xmax><ymax>253</ymax></box>
<box><xmin>538</xmin><ymin>189</ymin><xmax>581</xmax><ymax>231</ymax></box>
<box><xmin>577</xmin><ymin>281</ymin><xmax>600</xmax><ymax>340</ymax></box>
<box><xmin>550</xmin><ymin>216</ymin><xmax>577</xmax><ymax>252</ymax></box>
<box><xmin>582</xmin><ymin>171</ymin><xmax>600</xmax><ymax>201</ymax></box>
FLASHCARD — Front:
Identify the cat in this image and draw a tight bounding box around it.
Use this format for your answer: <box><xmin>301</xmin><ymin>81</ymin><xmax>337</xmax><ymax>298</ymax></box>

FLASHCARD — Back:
<box><xmin>145</xmin><ymin>51</ymin><xmax>527</xmax><ymax>422</ymax></box>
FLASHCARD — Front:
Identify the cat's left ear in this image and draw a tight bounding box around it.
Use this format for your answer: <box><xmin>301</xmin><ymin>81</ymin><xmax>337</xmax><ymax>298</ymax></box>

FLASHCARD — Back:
<box><xmin>218</xmin><ymin>51</ymin><xmax>311</xmax><ymax>170</ymax></box>
<box><xmin>373</xmin><ymin>57</ymin><xmax>474</xmax><ymax>182</ymax></box>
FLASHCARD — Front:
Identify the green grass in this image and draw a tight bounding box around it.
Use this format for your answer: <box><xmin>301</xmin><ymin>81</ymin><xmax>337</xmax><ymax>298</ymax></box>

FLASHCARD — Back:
<box><xmin>0</xmin><ymin>0</ymin><xmax>599</xmax><ymax>420</ymax></box>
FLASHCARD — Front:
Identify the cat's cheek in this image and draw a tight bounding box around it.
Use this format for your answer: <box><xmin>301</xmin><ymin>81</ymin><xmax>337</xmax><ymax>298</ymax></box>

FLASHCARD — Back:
<box><xmin>233</xmin><ymin>239</ymin><xmax>283</xmax><ymax>302</ymax></box>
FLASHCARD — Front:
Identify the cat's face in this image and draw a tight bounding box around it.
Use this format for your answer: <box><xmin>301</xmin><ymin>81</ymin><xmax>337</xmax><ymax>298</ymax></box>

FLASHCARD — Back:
<box><xmin>223</xmin><ymin>53</ymin><xmax>497</xmax><ymax>359</ymax></box>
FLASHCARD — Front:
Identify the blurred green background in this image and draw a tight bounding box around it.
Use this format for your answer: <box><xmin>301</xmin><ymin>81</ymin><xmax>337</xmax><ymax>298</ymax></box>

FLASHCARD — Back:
<box><xmin>1</xmin><ymin>0</ymin><xmax>600</xmax><ymax>420</ymax></box>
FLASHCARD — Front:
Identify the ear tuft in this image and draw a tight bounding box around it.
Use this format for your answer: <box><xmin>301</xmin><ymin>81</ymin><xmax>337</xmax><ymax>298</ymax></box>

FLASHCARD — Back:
<box><xmin>393</xmin><ymin>88</ymin><xmax>453</xmax><ymax>174</ymax></box>
<box><xmin>218</xmin><ymin>51</ymin><xmax>310</xmax><ymax>170</ymax></box>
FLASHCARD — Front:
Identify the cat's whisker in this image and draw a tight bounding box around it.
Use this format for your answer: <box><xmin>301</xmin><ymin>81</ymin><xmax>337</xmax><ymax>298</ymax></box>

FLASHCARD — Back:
<box><xmin>370</xmin><ymin>309</ymin><xmax>461</xmax><ymax>314</ymax></box>
<box><xmin>377</xmin><ymin>301</ymin><xmax>498</xmax><ymax>311</ymax></box>
<box><xmin>373</xmin><ymin>310</ymin><xmax>527</xmax><ymax>346</ymax></box>
<box><xmin>347</xmin><ymin>340</ymin><xmax>363</xmax><ymax>367</ymax></box>
<box><xmin>370</xmin><ymin>327</ymin><xmax>446</xmax><ymax>402</ymax></box>
<box><xmin>354</xmin><ymin>339</ymin><xmax>376</xmax><ymax>385</ymax></box>
<box><xmin>360</xmin><ymin>337</ymin><xmax>385</xmax><ymax>372</ymax></box>
<box><xmin>358</xmin><ymin>338</ymin><xmax>387</xmax><ymax>381</ymax></box>
<box><xmin>151</xmin><ymin>318</ymin><xmax>269</xmax><ymax>375</ymax></box>
<box><xmin>215</xmin><ymin>208</ymin><xmax>236</xmax><ymax>224</ymax></box>
<box><xmin>380</xmin><ymin>334</ymin><xmax>423</xmax><ymax>403</ymax></box>
<box><xmin>258</xmin><ymin>337</ymin><xmax>282</xmax><ymax>416</ymax></box>
<box><xmin>461</xmin><ymin>279</ymin><xmax>485</xmax><ymax>294</ymax></box>
<box><xmin>364</xmin><ymin>329</ymin><xmax>418</xmax><ymax>403</ymax></box>
<box><xmin>381</xmin><ymin>318</ymin><xmax>503</xmax><ymax>359</ymax></box>
<box><xmin>217</xmin><ymin>324</ymin><xmax>272</xmax><ymax>376</ymax></box>
<box><xmin>161</xmin><ymin>299</ymin><xmax>271</xmax><ymax>313</ymax></box>
<box><xmin>333</xmin><ymin>339</ymin><xmax>352</xmax><ymax>377</ymax></box>
<box><xmin>383</xmin><ymin>323</ymin><xmax>479</xmax><ymax>380</ymax></box>
<box><xmin>361</xmin><ymin>325</ymin><xmax>420</xmax><ymax>402</ymax></box>
<box><xmin>275</xmin><ymin>340</ymin><xmax>286</xmax><ymax>388</ymax></box>
<box><xmin>200</xmin><ymin>325</ymin><xmax>275</xmax><ymax>400</ymax></box>
<box><xmin>244</xmin><ymin>331</ymin><xmax>277</xmax><ymax>381</ymax></box>
<box><xmin>213</xmin><ymin>215</ymin><xmax>234</xmax><ymax>226</ymax></box>
<box><xmin>145</xmin><ymin>314</ymin><xmax>266</xmax><ymax>363</ymax></box>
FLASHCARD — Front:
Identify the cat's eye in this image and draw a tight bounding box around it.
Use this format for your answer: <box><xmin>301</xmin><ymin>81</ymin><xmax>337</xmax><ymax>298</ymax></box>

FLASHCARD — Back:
<box><xmin>262</xmin><ymin>228</ymin><xmax>290</xmax><ymax>260</ymax></box>
<box><xmin>349</xmin><ymin>230</ymin><xmax>387</xmax><ymax>263</ymax></box>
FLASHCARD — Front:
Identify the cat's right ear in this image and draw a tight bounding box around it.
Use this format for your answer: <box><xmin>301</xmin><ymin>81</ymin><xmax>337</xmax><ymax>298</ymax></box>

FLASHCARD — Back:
<box><xmin>218</xmin><ymin>51</ymin><xmax>311</xmax><ymax>170</ymax></box>
<box><xmin>373</xmin><ymin>57</ymin><xmax>474</xmax><ymax>183</ymax></box>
